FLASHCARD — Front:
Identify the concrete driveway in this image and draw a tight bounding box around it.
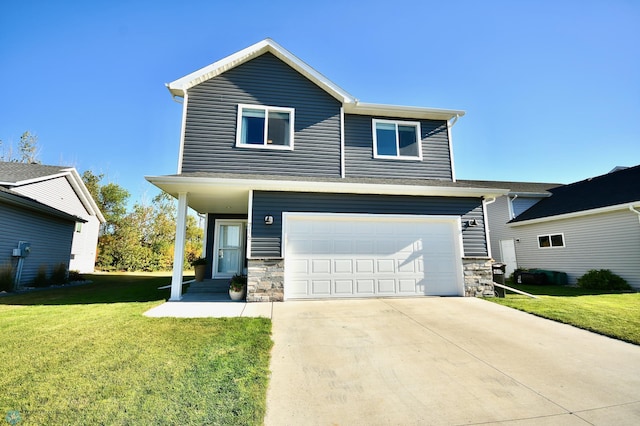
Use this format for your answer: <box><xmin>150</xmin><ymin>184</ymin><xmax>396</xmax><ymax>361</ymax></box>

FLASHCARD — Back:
<box><xmin>264</xmin><ymin>298</ymin><xmax>640</xmax><ymax>425</ymax></box>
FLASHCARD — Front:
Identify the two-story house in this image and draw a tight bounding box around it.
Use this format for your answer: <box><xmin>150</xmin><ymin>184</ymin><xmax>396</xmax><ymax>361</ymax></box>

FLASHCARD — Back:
<box><xmin>147</xmin><ymin>39</ymin><xmax>507</xmax><ymax>302</ymax></box>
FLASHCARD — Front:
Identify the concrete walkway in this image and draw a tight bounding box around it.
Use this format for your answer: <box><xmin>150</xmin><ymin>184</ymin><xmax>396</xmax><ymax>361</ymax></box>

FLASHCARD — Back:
<box><xmin>264</xmin><ymin>297</ymin><xmax>640</xmax><ymax>425</ymax></box>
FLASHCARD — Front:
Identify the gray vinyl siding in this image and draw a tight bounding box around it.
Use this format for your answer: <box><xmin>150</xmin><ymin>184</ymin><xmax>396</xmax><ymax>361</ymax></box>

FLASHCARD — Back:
<box><xmin>344</xmin><ymin>114</ymin><xmax>453</xmax><ymax>180</ymax></box>
<box><xmin>250</xmin><ymin>191</ymin><xmax>486</xmax><ymax>258</ymax></box>
<box><xmin>509</xmin><ymin>209</ymin><xmax>640</xmax><ymax>289</ymax></box>
<box><xmin>0</xmin><ymin>202</ymin><xmax>74</xmax><ymax>286</ymax></box>
<box><xmin>182</xmin><ymin>52</ymin><xmax>342</xmax><ymax>177</ymax></box>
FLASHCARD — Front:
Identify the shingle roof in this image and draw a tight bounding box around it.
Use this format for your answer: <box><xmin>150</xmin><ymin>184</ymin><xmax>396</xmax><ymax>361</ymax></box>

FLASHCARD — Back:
<box><xmin>0</xmin><ymin>162</ymin><xmax>69</xmax><ymax>184</ymax></box>
<box><xmin>511</xmin><ymin>164</ymin><xmax>640</xmax><ymax>222</ymax></box>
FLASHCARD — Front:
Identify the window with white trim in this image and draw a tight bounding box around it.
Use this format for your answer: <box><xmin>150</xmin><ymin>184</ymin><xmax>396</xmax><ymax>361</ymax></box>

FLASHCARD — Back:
<box><xmin>236</xmin><ymin>104</ymin><xmax>294</xmax><ymax>149</ymax></box>
<box><xmin>372</xmin><ymin>119</ymin><xmax>422</xmax><ymax>160</ymax></box>
<box><xmin>538</xmin><ymin>233</ymin><xmax>565</xmax><ymax>248</ymax></box>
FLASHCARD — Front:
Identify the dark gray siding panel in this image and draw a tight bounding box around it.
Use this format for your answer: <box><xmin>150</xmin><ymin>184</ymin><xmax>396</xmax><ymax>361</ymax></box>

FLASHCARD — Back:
<box><xmin>251</xmin><ymin>191</ymin><xmax>486</xmax><ymax>258</ymax></box>
<box><xmin>344</xmin><ymin>114</ymin><xmax>453</xmax><ymax>180</ymax></box>
<box><xmin>183</xmin><ymin>52</ymin><xmax>342</xmax><ymax>177</ymax></box>
<box><xmin>0</xmin><ymin>203</ymin><xmax>74</xmax><ymax>286</ymax></box>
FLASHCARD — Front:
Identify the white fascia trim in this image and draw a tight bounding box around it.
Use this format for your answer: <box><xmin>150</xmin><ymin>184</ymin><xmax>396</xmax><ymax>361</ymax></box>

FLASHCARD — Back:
<box><xmin>2</xmin><ymin>171</ymin><xmax>70</xmax><ymax>187</ymax></box>
<box><xmin>145</xmin><ymin>175</ymin><xmax>509</xmax><ymax>199</ymax></box>
<box><xmin>509</xmin><ymin>201</ymin><xmax>640</xmax><ymax>227</ymax></box>
<box><xmin>340</xmin><ymin>106</ymin><xmax>345</xmax><ymax>178</ymax></box>
<box><xmin>345</xmin><ymin>102</ymin><xmax>465</xmax><ymax>121</ymax></box>
<box><xmin>166</xmin><ymin>39</ymin><xmax>356</xmax><ymax>104</ymax></box>
<box><xmin>65</xmin><ymin>168</ymin><xmax>106</xmax><ymax>223</ymax></box>
<box><xmin>177</xmin><ymin>91</ymin><xmax>188</xmax><ymax>173</ymax></box>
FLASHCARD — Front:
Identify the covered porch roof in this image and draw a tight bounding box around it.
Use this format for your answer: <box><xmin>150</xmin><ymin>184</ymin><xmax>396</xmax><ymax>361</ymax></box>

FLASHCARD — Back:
<box><xmin>145</xmin><ymin>173</ymin><xmax>509</xmax><ymax>214</ymax></box>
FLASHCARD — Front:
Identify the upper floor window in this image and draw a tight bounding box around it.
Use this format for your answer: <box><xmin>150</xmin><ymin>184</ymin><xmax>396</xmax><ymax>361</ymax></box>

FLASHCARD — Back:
<box><xmin>372</xmin><ymin>119</ymin><xmax>422</xmax><ymax>160</ymax></box>
<box><xmin>538</xmin><ymin>233</ymin><xmax>565</xmax><ymax>248</ymax></box>
<box><xmin>236</xmin><ymin>104</ymin><xmax>294</xmax><ymax>150</ymax></box>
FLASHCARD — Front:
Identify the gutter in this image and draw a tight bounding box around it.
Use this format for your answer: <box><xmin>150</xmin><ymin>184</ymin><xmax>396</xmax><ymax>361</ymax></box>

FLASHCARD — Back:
<box><xmin>510</xmin><ymin>201</ymin><xmax>640</xmax><ymax>227</ymax></box>
<box><xmin>630</xmin><ymin>205</ymin><xmax>640</xmax><ymax>223</ymax></box>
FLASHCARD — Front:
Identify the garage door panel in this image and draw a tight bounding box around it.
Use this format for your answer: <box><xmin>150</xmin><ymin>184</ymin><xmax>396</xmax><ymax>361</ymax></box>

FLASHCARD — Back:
<box><xmin>377</xmin><ymin>259</ymin><xmax>395</xmax><ymax>273</ymax></box>
<box><xmin>334</xmin><ymin>280</ymin><xmax>353</xmax><ymax>294</ymax></box>
<box><xmin>284</xmin><ymin>214</ymin><xmax>463</xmax><ymax>299</ymax></box>
<box><xmin>356</xmin><ymin>279</ymin><xmax>375</xmax><ymax>294</ymax></box>
<box><xmin>377</xmin><ymin>279</ymin><xmax>396</xmax><ymax>294</ymax></box>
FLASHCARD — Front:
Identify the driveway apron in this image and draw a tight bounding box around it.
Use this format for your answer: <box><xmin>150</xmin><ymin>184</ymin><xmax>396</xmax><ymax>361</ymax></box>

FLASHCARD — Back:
<box><xmin>264</xmin><ymin>297</ymin><xmax>640</xmax><ymax>425</ymax></box>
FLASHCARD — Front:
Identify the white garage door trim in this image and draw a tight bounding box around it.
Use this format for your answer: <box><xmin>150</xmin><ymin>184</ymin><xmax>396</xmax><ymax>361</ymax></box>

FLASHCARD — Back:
<box><xmin>282</xmin><ymin>212</ymin><xmax>464</xmax><ymax>300</ymax></box>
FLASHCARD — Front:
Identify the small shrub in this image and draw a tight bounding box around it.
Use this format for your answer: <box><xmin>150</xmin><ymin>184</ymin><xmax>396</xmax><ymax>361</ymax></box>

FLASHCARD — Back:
<box><xmin>0</xmin><ymin>263</ymin><xmax>14</xmax><ymax>292</ymax></box>
<box><xmin>32</xmin><ymin>265</ymin><xmax>50</xmax><ymax>287</ymax></box>
<box><xmin>577</xmin><ymin>269</ymin><xmax>631</xmax><ymax>291</ymax></box>
<box><xmin>68</xmin><ymin>270</ymin><xmax>84</xmax><ymax>282</ymax></box>
<box><xmin>51</xmin><ymin>263</ymin><xmax>69</xmax><ymax>285</ymax></box>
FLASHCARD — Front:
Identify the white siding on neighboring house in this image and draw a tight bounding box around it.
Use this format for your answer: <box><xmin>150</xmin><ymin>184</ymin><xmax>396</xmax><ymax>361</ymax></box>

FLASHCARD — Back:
<box><xmin>485</xmin><ymin>196</ymin><xmax>513</xmax><ymax>262</ymax></box>
<box><xmin>13</xmin><ymin>176</ymin><xmax>99</xmax><ymax>273</ymax></box>
<box><xmin>510</xmin><ymin>209</ymin><xmax>640</xmax><ymax>289</ymax></box>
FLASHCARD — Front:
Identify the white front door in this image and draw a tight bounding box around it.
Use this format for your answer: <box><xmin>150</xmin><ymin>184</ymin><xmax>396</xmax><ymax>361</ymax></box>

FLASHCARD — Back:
<box><xmin>214</xmin><ymin>221</ymin><xmax>246</xmax><ymax>278</ymax></box>
<box><xmin>500</xmin><ymin>239</ymin><xmax>518</xmax><ymax>276</ymax></box>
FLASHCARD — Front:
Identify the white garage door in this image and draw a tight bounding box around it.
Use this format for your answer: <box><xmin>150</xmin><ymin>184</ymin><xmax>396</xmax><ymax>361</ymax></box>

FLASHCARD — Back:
<box><xmin>283</xmin><ymin>213</ymin><xmax>464</xmax><ymax>299</ymax></box>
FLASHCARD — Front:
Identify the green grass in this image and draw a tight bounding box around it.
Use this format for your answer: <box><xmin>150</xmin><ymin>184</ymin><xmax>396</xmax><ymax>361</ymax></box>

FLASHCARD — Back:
<box><xmin>0</xmin><ymin>273</ymin><xmax>273</xmax><ymax>425</ymax></box>
<box><xmin>489</xmin><ymin>283</ymin><xmax>640</xmax><ymax>345</ymax></box>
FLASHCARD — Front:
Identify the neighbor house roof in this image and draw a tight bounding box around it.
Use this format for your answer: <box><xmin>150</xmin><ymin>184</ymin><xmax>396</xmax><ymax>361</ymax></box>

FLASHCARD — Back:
<box><xmin>0</xmin><ymin>162</ymin><xmax>106</xmax><ymax>223</ymax></box>
<box><xmin>510</xmin><ymin>164</ymin><xmax>640</xmax><ymax>224</ymax></box>
<box><xmin>0</xmin><ymin>186</ymin><xmax>86</xmax><ymax>223</ymax></box>
<box><xmin>166</xmin><ymin>38</ymin><xmax>465</xmax><ymax>122</ymax></box>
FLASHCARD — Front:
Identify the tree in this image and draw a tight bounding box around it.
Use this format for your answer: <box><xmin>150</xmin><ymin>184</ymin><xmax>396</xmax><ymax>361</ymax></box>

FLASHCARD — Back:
<box><xmin>18</xmin><ymin>131</ymin><xmax>41</xmax><ymax>164</ymax></box>
<box><xmin>82</xmin><ymin>170</ymin><xmax>203</xmax><ymax>271</ymax></box>
<box><xmin>1</xmin><ymin>130</ymin><xmax>41</xmax><ymax>163</ymax></box>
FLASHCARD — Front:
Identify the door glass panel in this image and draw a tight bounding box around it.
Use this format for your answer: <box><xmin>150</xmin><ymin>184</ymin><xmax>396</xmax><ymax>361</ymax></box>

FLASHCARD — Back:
<box><xmin>218</xmin><ymin>224</ymin><xmax>241</xmax><ymax>274</ymax></box>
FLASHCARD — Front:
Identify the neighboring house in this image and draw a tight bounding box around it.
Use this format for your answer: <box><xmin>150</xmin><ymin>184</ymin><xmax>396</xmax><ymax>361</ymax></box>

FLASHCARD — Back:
<box><xmin>0</xmin><ymin>162</ymin><xmax>105</xmax><ymax>274</ymax></box>
<box><xmin>460</xmin><ymin>180</ymin><xmax>561</xmax><ymax>276</ymax></box>
<box><xmin>0</xmin><ymin>186</ymin><xmax>85</xmax><ymax>287</ymax></box>
<box><xmin>464</xmin><ymin>165</ymin><xmax>640</xmax><ymax>289</ymax></box>
<box><xmin>146</xmin><ymin>39</ymin><xmax>507</xmax><ymax>302</ymax></box>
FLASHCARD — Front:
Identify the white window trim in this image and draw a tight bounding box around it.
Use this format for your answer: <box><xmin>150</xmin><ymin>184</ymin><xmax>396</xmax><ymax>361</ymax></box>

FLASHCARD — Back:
<box><xmin>372</xmin><ymin>118</ymin><xmax>423</xmax><ymax>161</ymax></box>
<box><xmin>537</xmin><ymin>233</ymin><xmax>565</xmax><ymax>249</ymax></box>
<box><xmin>235</xmin><ymin>103</ymin><xmax>295</xmax><ymax>150</ymax></box>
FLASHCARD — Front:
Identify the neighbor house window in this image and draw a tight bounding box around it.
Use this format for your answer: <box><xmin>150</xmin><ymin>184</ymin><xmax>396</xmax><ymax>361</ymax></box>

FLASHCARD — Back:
<box><xmin>372</xmin><ymin>119</ymin><xmax>422</xmax><ymax>160</ymax></box>
<box><xmin>236</xmin><ymin>104</ymin><xmax>294</xmax><ymax>149</ymax></box>
<box><xmin>538</xmin><ymin>233</ymin><xmax>565</xmax><ymax>248</ymax></box>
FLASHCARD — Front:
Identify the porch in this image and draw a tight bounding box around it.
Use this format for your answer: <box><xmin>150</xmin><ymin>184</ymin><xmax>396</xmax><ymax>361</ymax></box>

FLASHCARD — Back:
<box><xmin>144</xmin><ymin>279</ymin><xmax>273</xmax><ymax>318</ymax></box>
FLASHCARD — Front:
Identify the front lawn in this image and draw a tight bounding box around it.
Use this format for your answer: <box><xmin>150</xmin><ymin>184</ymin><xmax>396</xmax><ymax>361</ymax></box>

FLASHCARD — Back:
<box><xmin>489</xmin><ymin>284</ymin><xmax>640</xmax><ymax>345</ymax></box>
<box><xmin>0</xmin><ymin>273</ymin><xmax>273</xmax><ymax>425</ymax></box>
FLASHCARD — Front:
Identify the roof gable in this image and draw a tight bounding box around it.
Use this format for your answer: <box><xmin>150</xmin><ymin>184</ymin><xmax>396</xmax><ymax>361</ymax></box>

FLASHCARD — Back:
<box><xmin>167</xmin><ymin>39</ymin><xmax>465</xmax><ymax>121</ymax></box>
<box><xmin>511</xmin><ymin>165</ymin><xmax>640</xmax><ymax>223</ymax></box>
<box><xmin>167</xmin><ymin>38</ymin><xmax>356</xmax><ymax>104</ymax></box>
<box><xmin>0</xmin><ymin>161</ymin><xmax>105</xmax><ymax>223</ymax></box>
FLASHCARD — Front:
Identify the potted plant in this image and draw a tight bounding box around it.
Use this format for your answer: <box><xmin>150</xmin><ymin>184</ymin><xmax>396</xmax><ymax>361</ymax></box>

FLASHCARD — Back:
<box><xmin>191</xmin><ymin>258</ymin><xmax>208</xmax><ymax>282</ymax></box>
<box><xmin>229</xmin><ymin>274</ymin><xmax>247</xmax><ymax>301</ymax></box>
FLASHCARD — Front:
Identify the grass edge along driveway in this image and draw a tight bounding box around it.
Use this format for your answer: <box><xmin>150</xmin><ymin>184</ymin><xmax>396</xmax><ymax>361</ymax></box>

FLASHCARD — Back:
<box><xmin>0</xmin><ymin>273</ymin><xmax>273</xmax><ymax>425</ymax></box>
<box><xmin>488</xmin><ymin>285</ymin><xmax>640</xmax><ymax>345</ymax></box>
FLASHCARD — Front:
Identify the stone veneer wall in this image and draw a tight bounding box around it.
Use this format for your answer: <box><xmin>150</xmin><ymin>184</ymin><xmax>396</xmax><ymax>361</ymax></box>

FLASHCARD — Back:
<box><xmin>462</xmin><ymin>257</ymin><xmax>495</xmax><ymax>297</ymax></box>
<box><xmin>247</xmin><ymin>257</ymin><xmax>494</xmax><ymax>301</ymax></box>
<box><xmin>247</xmin><ymin>259</ymin><xmax>284</xmax><ymax>302</ymax></box>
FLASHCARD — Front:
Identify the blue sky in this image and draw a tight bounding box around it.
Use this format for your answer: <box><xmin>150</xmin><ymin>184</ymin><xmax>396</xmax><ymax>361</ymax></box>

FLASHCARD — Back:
<box><xmin>1</xmin><ymin>0</ymin><xmax>638</xmax><ymax>204</ymax></box>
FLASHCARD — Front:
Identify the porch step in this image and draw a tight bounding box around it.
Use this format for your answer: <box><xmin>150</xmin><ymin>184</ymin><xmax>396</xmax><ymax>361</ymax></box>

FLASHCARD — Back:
<box><xmin>186</xmin><ymin>279</ymin><xmax>229</xmax><ymax>294</ymax></box>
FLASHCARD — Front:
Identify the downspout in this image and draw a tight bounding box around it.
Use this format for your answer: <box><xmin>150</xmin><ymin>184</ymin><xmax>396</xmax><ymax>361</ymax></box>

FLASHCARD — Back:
<box><xmin>447</xmin><ymin>114</ymin><xmax>460</xmax><ymax>182</ymax></box>
<box><xmin>630</xmin><ymin>204</ymin><xmax>640</xmax><ymax>223</ymax></box>
<box><xmin>482</xmin><ymin>197</ymin><xmax>496</xmax><ymax>259</ymax></box>
<box><xmin>508</xmin><ymin>194</ymin><xmax>518</xmax><ymax>219</ymax></box>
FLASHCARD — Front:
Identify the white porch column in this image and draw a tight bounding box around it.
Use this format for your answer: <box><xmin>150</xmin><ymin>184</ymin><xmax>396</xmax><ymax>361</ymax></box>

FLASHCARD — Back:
<box><xmin>170</xmin><ymin>192</ymin><xmax>189</xmax><ymax>301</ymax></box>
